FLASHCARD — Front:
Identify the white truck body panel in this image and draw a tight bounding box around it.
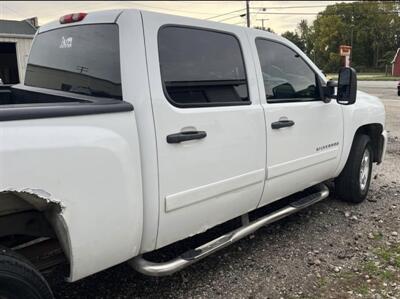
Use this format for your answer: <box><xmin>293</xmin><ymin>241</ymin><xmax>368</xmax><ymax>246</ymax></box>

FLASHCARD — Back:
<box><xmin>37</xmin><ymin>9</ymin><xmax>123</xmax><ymax>34</ymax></box>
<box><xmin>117</xmin><ymin>10</ymin><xmax>160</xmax><ymax>254</ymax></box>
<box><xmin>245</xmin><ymin>29</ymin><xmax>344</xmax><ymax>205</ymax></box>
<box><xmin>0</xmin><ymin>9</ymin><xmax>387</xmax><ymax>283</ymax></box>
<box><xmin>141</xmin><ymin>11</ymin><xmax>267</xmax><ymax>248</ymax></box>
<box><xmin>334</xmin><ymin>90</ymin><xmax>386</xmax><ymax>177</ymax></box>
<box><xmin>0</xmin><ymin>113</ymin><xmax>143</xmax><ymax>281</ymax></box>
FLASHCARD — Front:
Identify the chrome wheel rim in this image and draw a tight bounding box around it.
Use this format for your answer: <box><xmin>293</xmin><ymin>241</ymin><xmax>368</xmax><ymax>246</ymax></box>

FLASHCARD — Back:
<box><xmin>359</xmin><ymin>149</ymin><xmax>370</xmax><ymax>191</ymax></box>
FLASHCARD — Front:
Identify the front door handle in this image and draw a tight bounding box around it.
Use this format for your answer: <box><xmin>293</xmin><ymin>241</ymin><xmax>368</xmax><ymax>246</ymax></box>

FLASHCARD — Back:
<box><xmin>271</xmin><ymin>120</ymin><xmax>295</xmax><ymax>129</ymax></box>
<box><xmin>167</xmin><ymin>131</ymin><xmax>207</xmax><ymax>143</ymax></box>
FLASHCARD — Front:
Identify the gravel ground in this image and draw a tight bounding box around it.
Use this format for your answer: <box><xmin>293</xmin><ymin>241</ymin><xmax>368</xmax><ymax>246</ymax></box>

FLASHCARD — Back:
<box><xmin>49</xmin><ymin>81</ymin><xmax>400</xmax><ymax>299</ymax></box>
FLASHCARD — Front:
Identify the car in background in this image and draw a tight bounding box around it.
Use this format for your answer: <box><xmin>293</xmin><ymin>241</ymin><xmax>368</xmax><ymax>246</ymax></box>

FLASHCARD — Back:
<box><xmin>397</xmin><ymin>81</ymin><xmax>400</xmax><ymax>95</ymax></box>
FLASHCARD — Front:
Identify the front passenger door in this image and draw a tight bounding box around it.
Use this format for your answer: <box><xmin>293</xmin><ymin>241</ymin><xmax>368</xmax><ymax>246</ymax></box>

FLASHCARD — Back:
<box><xmin>252</xmin><ymin>38</ymin><xmax>344</xmax><ymax>206</ymax></box>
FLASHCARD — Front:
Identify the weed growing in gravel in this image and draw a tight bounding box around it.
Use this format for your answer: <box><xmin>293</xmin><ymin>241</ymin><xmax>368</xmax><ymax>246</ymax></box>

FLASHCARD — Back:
<box><xmin>373</xmin><ymin>232</ymin><xmax>384</xmax><ymax>241</ymax></box>
<box><xmin>308</xmin><ymin>243</ymin><xmax>400</xmax><ymax>298</ymax></box>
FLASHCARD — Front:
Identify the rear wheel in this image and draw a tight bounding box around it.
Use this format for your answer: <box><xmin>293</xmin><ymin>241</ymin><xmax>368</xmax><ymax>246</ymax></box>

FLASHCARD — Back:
<box><xmin>335</xmin><ymin>134</ymin><xmax>373</xmax><ymax>203</ymax></box>
<box><xmin>0</xmin><ymin>247</ymin><xmax>53</xmax><ymax>299</ymax></box>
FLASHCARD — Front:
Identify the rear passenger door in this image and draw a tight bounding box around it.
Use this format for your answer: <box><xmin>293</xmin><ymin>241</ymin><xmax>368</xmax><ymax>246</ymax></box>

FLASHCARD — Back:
<box><xmin>142</xmin><ymin>12</ymin><xmax>266</xmax><ymax>248</ymax></box>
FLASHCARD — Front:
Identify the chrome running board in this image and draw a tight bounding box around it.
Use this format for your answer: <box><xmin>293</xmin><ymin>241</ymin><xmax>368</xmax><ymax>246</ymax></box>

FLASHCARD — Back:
<box><xmin>129</xmin><ymin>184</ymin><xmax>329</xmax><ymax>276</ymax></box>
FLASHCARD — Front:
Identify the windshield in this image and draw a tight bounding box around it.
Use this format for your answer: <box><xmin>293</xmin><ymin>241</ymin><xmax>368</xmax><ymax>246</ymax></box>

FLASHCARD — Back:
<box><xmin>25</xmin><ymin>24</ymin><xmax>122</xmax><ymax>100</ymax></box>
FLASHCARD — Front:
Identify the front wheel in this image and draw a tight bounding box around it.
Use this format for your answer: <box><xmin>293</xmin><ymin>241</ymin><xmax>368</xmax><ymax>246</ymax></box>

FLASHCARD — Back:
<box><xmin>335</xmin><ymin>134</ymin><xmax>373</xmax><ymax>203</ymax></box>
<box><xmin>0</xmin><ymin>247</ymin><xmax>53</xmax><ymax>299</ymax></box>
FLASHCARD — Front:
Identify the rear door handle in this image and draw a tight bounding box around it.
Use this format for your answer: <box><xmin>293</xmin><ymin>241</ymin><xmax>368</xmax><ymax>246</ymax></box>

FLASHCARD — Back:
<box><xmin>167</xmin><ymin>131</ymin><xmax>207</xmax><ymax>143</ymax></box>
<box><xmin>271</xmin><ymin>120</ymin><xmax>295</xmax><ymax>129</ymax></box>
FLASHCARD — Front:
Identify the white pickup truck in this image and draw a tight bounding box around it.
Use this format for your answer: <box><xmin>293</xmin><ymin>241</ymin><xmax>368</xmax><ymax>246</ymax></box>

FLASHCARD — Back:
<box><xmin>0</xmin><ymin>9</ymin><xmax>387</xmax><ymax>298</ymax></box>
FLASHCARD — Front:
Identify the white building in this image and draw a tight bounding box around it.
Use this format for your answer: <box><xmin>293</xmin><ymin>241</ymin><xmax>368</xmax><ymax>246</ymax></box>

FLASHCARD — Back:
<box><xmin>0</xmin><ymin>17</ymin><xmax>38</xmax><ymax>84</ymax></box>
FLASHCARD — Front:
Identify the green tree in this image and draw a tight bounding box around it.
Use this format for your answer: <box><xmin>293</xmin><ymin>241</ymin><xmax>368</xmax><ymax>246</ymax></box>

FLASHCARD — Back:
<box><xmin>281</xmin><ymin>31</ymin><xmax>305</xmax><ymax>51</ymax></box>
<box><xmin>312</xmin><ymin>14</ymin><xmax>346</xmax><ymax>71</ymax></box>
<box><xmin>297</xmin><ymin>19</ymin><xmax>313</xmax><ymax>56</ymax></box>
<box><xmin>297</xmin><ymin>1</ymin><xmax>400</xmax><ymax>72</ymax></box>
<box><xmin>254</xmin><ymin>26</ymin><xmax>275</xmax><ymax>33</ymax></box>
<box><xmin>281</xmin><ymin>20</ymin><xmax>313</xmax><ymax>58</ymax></box>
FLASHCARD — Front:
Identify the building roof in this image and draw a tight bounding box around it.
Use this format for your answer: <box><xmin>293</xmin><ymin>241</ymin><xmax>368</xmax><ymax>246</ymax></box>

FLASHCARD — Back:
<box><xmin>0</xmin><ymin>19</ymin><xmax>37</xmax><ymax>36</ymax></box>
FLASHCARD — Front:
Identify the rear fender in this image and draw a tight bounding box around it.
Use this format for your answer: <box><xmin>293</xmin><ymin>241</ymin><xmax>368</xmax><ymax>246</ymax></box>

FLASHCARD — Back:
<box><xmin>0</xmin><ymin>112</ymin><xmax>143</xmax><ymax>281</ymax></box>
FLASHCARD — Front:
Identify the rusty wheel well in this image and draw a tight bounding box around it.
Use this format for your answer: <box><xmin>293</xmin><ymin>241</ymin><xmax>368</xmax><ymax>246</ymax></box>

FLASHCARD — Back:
<box><xmin>354</xmin><ymin>123</ymin><xmax>384</xmax><ymax>163</ymax></box>
<box><xmin>0</xmin><ymin>190</ymin><xmax>69</xmax><ymax>273</ymax></box>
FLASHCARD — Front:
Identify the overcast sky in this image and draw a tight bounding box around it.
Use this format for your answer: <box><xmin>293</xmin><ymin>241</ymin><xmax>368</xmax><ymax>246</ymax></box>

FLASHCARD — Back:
<box><xmin>0</xmin><ymin>1</ymin><xmax>348</xmax><ymax>34</ymax></box>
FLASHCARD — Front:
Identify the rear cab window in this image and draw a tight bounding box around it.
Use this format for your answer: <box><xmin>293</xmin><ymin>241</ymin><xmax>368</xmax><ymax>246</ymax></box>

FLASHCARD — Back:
<box><xmin>25</xmin><ymin>24</ymin><xmax>122</xmax><ymax>100</ymax></box>
<box><xmin>158</xmin><ymin>26</ymin><xmax>250</xmax><ymax>107</ymax></box>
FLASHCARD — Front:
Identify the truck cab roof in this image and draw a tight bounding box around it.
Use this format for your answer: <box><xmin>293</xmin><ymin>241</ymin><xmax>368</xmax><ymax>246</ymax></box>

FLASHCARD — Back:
<box><xmin>38</xmin><ymin>9</ymin><xmax>125</xmax><ymax>33</ymax></box>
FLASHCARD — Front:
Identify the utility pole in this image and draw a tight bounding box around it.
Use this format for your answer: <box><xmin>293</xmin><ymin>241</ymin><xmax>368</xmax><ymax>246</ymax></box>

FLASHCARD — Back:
<box><xmin>246</xmin><ymin>0</ymin><xmax>250</xmax><ymax>28</ymax></box>
<box><xmin>256</xmin><ymin>18</ymin><xmax>269</xmax><ymax>30</ymax></box>
<box><xmin>350</xmin><ymin>3</ymin><xmax>354</xmax><ymax>65</ymax></box>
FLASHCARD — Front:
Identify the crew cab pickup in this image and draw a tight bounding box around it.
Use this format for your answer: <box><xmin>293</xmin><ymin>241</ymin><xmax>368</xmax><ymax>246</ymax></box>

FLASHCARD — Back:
<box><xmin>0</xmin><ymin>9</ymin><xmax>387</xmax><ymax>298</ymax></box>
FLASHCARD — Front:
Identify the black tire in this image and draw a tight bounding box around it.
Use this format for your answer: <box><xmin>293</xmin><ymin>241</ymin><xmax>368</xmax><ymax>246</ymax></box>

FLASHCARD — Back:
<box><xmin>335</xmin><ymin>134</ymin><xmax>373</xmax><ymax>203</ymax></box>
<box><xmin>0</xmin><ymin>247</ymin><xmax>53</xmax><ymax>299</ymax></box>
<box><xmin>398</xmin><ymin>89</ymin><xmax>400</xmax><ymax>96</ymax></box>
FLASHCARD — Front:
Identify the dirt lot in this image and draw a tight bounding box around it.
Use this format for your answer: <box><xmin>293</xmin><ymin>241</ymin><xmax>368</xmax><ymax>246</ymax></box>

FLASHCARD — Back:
<box><xmin>49</xmin><ymin>81</ymin><xmax>400</xmax><ymax>299</ymax></box>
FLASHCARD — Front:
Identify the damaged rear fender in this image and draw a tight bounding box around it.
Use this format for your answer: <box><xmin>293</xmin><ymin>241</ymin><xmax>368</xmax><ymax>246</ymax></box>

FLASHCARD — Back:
<box><xmin>0</xmin><ymin>188</ymin><xmax>72</xmax><ymax>268</ymax></box>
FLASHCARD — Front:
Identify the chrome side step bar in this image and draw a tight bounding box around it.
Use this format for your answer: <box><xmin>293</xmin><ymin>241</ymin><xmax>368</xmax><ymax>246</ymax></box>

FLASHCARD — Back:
<box><xmin>129</xmin><ymin>184</ymin><xmax>329</xmax><ymax>277</ymax></box>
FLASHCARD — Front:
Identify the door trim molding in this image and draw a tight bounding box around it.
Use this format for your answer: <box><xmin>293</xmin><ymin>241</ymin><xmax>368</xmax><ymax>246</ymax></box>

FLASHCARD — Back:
<box><xmin>268</xmin><ymin>148</ymin><xmax>338</xmax><ymax>179</ymax></box>
<box><xmin>165</xmin><ymin>169</ymin><xmax>265</xmax><ymax>212</ymax></box>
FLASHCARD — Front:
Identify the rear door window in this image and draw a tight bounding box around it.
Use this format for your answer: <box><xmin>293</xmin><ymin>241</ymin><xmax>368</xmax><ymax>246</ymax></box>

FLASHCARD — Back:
<box><xmin>158</xmin><ymin>26</ymin><xmax>249</xmax><ymax>107</ymax></box>
<box><xmin>25</xmin><ymin>24</ymin><xmax>122</xmax><ymax>100</ymax></box>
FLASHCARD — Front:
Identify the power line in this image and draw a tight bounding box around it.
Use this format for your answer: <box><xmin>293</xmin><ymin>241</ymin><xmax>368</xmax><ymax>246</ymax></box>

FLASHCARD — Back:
<box><xmin>204</xmin><ymin>4</ymin><xmax>327</xmax><ymax>22</ymax></box>
<box><xmin>251</xmin><ymin>5</ymin><xmax>329</xmax><ymax>10</ymax></box>
<box><xmin>181</xmin><ymin>1</ymin><xmax>235</xmax><ymax>4</ymax></box>
<box><xmin>256</xmin><ymin>11</ymin><xmax>400</xmax><ymax>15</ymax></box>
<box><xmin>206</xmin><ymin>2</ymin><xmax>399</xmax><ymax>22</ymax></box>
<box><xmin>217</xmin><ymin>14</ymin><xmax>242</xmax><ymax>22</ymax></box>
<box><xmin>251</xmin><ymin>1</ymin><xmax>400</xmax><ymax>10</ymax></box>
<box><xmin>3</xmin><ymin>4</ymin><xmax>26</xmax><ymax>19</ymax></box>
<box><xmin>205</xmin><ymin>8</ymin><xmax>245</xmax><ymax>20</ymax></box>
<box><xmin>128</xmin><ymin>1</ymin><xmax>214</xmax><ymax>15</ymax></box>
<box><xmin>1</xmin><ymin>3</ymin><xmax>39</xmax><ymax>30</ymax></box>
<box><xmin>257</xmin><ymin>12</ymin><xmax>323</xmax><ymax>15</ymax></box>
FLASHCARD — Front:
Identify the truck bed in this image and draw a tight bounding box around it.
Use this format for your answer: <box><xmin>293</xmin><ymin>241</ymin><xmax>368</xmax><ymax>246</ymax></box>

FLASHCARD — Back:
<box><xmin>0</xmin><ymin>86</ymin><xmax>133</xmax><ymax>122</ymax></box>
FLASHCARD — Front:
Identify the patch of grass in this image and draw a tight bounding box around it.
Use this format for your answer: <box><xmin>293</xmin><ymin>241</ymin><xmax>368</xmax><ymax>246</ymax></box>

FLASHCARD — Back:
<box><xmin>360</xmin><ymin>76</ymin><xmax>400</xmax><ymax>81</ymax></box>
<box><xmin>393</xmin><ymin>244</ymin><xmax>400</xmax><ymax>255</ymax></box>
<box><xmin>376</xmin><ymin>247</ymin><xmax>391</xmax><ymax>262</ymax></box>
<box><xmin>355</xmin><ymin>282</ymin><xmax>369</xmax><ymax>296</ymax></box>
<box><xmin>304</xmin><ymin>244</ymin><xmax>400</xmax><ymax>298</ymax></box>
<box><xmin>396</xmin><ymin>257</ymin><xmax>400</xmax><ymax>268</ymax></box>
<box><xmin>363</xmin><ymin>260</ymin><xmax>379</xmax><ymax>275</ymax></box>
<box><xmin>375</xmin><ymin>248</ymin><xmax>392</xmax><ymax>262</ymax></box>
<box><xmin>375</xmin><ymin>245</ymin><xmax>400</xmax><ymax>269</ymax></box>
<box><xmin>373</xmin><ymin>232</ymin><xmax>384</xmax><ymax>241</ymax></box>
<box><xmin>338</xmin><ymin>271</ymin><xmax>356</xmax><ymax>280</ymax></box>
<box><xmin>326</xmin><ymin>73</ymin><xmax>400</xmax><ymax>81</ymax></box>
<box><xmin>316</xmin><ymin>276</ymin><xmax>328</xmax><ymax>288</ymax></box>
<box><xmin>379</xmin><ymin>269</ymin><xmax>395</xmax><ymax>281</ymax></box>
<box><xmin>330</xmin><ymin>270</ymin><xmax>371</xmax><ymax>297</ymax></box>
<box><xmin>362</xmin><ymin>259</ymin><xmax>396</xmax><ymax>281</ymax></box>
